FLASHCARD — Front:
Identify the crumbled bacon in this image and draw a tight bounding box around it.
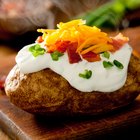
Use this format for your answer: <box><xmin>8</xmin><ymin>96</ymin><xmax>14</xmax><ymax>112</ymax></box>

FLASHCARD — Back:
<box><xmin>55</xmin><ymin>41</ymin><xmax>70</xmax><ymax>53</ymax></box>
<box><xmin>82</xmin><ymin>52</ymin><xmax>101</xmax><ymax>62</ymax></box>
<box><xmin>110</xmin><ymin>39</ymin><xmax>123</xmax><ymax>50</ymax></box>
<box><xmin>36</xmin><ymin>36</ymin><xmax>44</xmax><ymax>43</ymax></box>
<box><xmin>110</xmin><ymin>33</ymin><xmax>129</xmax><ymax>50</ymax></box>
<box><xmin>67</xmin><ymin>42</ymin><xmax>82</xmax><ymax>64</ymax></box>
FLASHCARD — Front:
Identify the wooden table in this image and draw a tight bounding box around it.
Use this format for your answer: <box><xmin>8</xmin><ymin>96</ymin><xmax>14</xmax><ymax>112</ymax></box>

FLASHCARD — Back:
<box><xmin>0</xmin><ymin>45</ymin><xmax>16</xmax><ymax>140</ymax></box>
<box><xmin>0</xmin><ymin>128</ymin><xmax>11</xmax><ymax>140</ymax></box>
<box><xmin>0</xmin><ymin>26</ymin><xmax>140</xmax><ymax>140</ymax></box>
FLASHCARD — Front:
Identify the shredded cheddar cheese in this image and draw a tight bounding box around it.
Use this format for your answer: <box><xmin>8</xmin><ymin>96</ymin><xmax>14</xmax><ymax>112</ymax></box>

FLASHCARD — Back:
<box><xmin>37</xmin><ymin>19</ymin><xmax>129</xmax><ymax>59</ymax></box>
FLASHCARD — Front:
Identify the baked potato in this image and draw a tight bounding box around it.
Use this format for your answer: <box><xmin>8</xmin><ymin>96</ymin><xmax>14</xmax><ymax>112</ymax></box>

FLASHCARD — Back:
<box><xmin>5</xmin><ymin>55</ymin><xmax>140</xmax><ymax>116</ymax></box>
<box><xmin>4</xmin><ymin>19</ymin><xmax>140</xmax><ymax>116</ymax></box>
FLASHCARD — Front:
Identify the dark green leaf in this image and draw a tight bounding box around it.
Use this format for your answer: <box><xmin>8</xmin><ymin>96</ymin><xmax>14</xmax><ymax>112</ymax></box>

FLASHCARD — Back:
<box><xmin>79</xmin><ymin>69</ymin><xmax>92</xmax><ymax>79</ymax></box>
<box><xmin>113</xmin><ymin>59</ymin><xmax>124</xmax><ymax>69</ymax></box>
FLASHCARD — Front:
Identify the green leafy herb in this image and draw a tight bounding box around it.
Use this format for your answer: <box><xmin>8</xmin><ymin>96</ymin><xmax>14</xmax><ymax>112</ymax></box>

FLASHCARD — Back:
<box><xmin>113</xmin><ymin>60</ymin><xmax>124</xmax><ymax>69</ymax></box>
<box><xmin>103</xmin><ymin>61</ymin><xmax>114</xmax><ymax>68</ymax></box>
<box><xmin>79</xmin><ymin>69</ymin><xmax>92</xmax><ymax>79</ymax></box>
<box><xmin>102</xmin><ymin>51</ymin><xmax>110</xmax><ymax>59</ymax></box>
<box><xmin>51</xmin><ymin>51</ymin><xmax>64</xmax><ymax>61</ymax></box>
<box><xmin>29</xmin><ymin>44</ymin><xmax>46</xmax><ymax>57</ymax></box>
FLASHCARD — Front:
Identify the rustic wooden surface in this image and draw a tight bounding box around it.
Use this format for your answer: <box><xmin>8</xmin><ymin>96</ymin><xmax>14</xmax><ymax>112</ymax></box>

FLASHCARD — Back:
<box><xmin>0</xmin><ymin>45</ymin><xmax>15</xmax><ymax>140</ymax></box>
<box><xmin>0</xmin><ymin>127</ymin><xmax>11</xmax><ymax>140</ymax></box>
<box><xmin>0</xmin><ymin>93</ymin><xmax>140</xmax><ymax>140</ymax></box>
<box><xmin>0</xmin><ymin>26</ymin><xmax>140</xmax><ymax>140</ymax></box>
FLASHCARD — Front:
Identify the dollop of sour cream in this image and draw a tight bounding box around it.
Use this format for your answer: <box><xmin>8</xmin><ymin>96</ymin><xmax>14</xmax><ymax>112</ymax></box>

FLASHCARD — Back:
<box><xmin>16</xmin><ymin>43</ymin><xmax>132</xmax><ymax>92</ymax></box>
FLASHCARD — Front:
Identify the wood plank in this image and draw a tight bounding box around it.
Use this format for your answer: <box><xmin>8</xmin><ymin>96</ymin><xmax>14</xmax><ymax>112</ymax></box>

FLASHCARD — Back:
<box><xmin>0</xmin><ymin>127</ymin><xmax>11</xmax><ymax>140</ymax></box>
<box><xmin>0</xmin><ymin>94</ymin><xmax>140</xmax><ymax>140</ymax></box>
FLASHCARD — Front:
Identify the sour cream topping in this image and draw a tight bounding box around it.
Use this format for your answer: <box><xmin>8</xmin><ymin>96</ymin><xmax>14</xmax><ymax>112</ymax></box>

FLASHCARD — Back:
<box><xmin>16</xmin><ymin>43</ymin><xmax>132</xmax><ymax>92</ymax></box>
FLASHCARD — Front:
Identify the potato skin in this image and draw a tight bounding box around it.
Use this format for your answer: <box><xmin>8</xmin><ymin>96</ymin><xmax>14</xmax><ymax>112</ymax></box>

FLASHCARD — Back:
<box><xmin>5</xmin><ymin>55</ymin><xmax>140</xmax><ymax>116</ymax></box>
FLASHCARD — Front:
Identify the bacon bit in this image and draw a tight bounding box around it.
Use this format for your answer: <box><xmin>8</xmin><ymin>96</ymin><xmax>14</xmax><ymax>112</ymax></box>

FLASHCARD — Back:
<box><xmin>36</xmin><ymin>36</ymin><xmax>44</xmax><ymax>43</ymax></box>
<box><xmin>55</xmin><ymin>41</ymin><xmax>70</xmax><ymax>53</ymax></box>
<box><xmin>110</xmin><ymin>33</ymin><xmax>129</xmax><ymax>50</ymax></box>
<box><xmin>110</xmin><ymin>39</ymin><xmax>122</xmax><ymax>50</ymax></box>
<box><xmin>82</xmin><ymin>52</ymin><xmax>101</xmax><ymax>62</ymax></box>
<box><xmin>67</xmin><ymin>42</ymin><xmax>82</xmax><ymax>64</ymax></box>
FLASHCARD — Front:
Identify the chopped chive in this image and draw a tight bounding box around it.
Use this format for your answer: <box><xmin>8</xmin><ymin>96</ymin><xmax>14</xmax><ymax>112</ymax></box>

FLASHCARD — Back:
<box><xmin>102</xmin><ymin>51</ymin><xmax>110</xmax><ymax>59</ymax></box>
<box><xmin>79</xmin><ymin>69</ymin><xmax>92</xmax><ymax>79</ymax></box>
<box><xmin>51</xmin><ymin>51</ymin><xmax>64</xmax><ymax>61</ymax></box>
<box><xmin>103</xmin><ymin>61</ymin><xmax>113</xmax><ymax>68</ymax></box>
<box><xmin>29</xmin><ymin>44</ymin><xmax>46</xmax><ymax>57</ymax></box>
<box><xmin>113</xmin><ymin>60</ymin><xmax>124</xmax><ymax>69</ymax></box>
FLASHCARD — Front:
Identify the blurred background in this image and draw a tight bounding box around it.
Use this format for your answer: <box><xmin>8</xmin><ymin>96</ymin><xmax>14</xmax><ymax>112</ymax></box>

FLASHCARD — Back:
<box><xmin>0</xmin><ymin>0</ymin><xmax>140</xmax><ymax>49</ymax></box>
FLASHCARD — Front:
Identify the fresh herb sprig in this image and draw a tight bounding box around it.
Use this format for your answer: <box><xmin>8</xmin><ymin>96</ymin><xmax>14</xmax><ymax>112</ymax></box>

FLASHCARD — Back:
<box><xmin>29</xmin><ymin>44</ymin><xmax>46</xmax><ymax>57</ymax></box>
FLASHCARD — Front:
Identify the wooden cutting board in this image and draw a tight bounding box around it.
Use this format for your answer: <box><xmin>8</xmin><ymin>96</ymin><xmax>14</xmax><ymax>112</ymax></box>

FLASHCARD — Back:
<box><xmin>0</xmin><ymin>94</ymin><xmax>140</xmax><ymax>140</ymax></box>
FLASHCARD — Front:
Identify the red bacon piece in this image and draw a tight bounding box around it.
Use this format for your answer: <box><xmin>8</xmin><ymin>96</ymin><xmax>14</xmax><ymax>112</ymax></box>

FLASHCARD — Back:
<box><xmin>110</xmin><ymin>33</ymin><xmax>129</xmax><ymax>50</ymax></box>
<box><xmin>67</xmin><ymin>42</ymin><xmax>82</xmax><ymax>64</ymax></box>
<box><xmin>82</xmin><ymin>51</ymin><xmax>101</xmax><ymax>62</ymax></box>
<box><xmin>36</xmin><ymin>36</ymin><xmax>44</xmax><ymax>43</ymax></box>
<box><xmin>110</xmin><ymin>39</ymin><xmax>124</xmax><ymax>50</ymax></box>
<box><xmin>55</xmin><ymin>41</ymin><xmax>70</xmax><ymax>53</ymax></box>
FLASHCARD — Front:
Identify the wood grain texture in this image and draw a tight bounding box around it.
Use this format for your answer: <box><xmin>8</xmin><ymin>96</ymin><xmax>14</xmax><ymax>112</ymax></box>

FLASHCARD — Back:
<box><xmin>0</xmin><ymin>128</ymin><xmax>11</xmax><ymax>140</ymax></box>
<box><xmin>0</xmin><ymin>94</ymin><xmax>140</xmax><ymax>140</ymax></box>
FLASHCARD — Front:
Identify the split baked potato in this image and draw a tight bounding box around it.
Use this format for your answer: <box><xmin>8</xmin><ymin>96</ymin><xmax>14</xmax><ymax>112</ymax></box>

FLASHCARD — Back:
<box><xmin>5</xmin><ymin>55</ymin><xmax>140</xmax><ymax>116</ymax></box>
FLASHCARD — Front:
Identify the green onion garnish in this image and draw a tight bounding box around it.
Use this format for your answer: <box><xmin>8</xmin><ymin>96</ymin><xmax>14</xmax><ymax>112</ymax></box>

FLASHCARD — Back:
<box><xmin>79</xmin><ymin>69</ymin><xmax>92</xmax><ymax>79</ymax></box>
<box><xmin>102</xmin><ymin>51</ymin><xmax>110</xmax><ymax>59</ymax></box>
<box><xmin>113</xmin><ymin>60</ymin><xmax>124</xmax><ymax>69</ymax></box>
<box><xmin>103</xmin><ymin>61</ymin><xmax>113</xmax><ymax>68</ymax></box>
<box><xmin>29</xmin><ymin>44</ymin><xmax>46</xmax><ymax>57</ymax></box>
<box><xmin>50</xmin><ymin>51</ymin><xmax>64</xmax><ymax>61</ymax></box>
